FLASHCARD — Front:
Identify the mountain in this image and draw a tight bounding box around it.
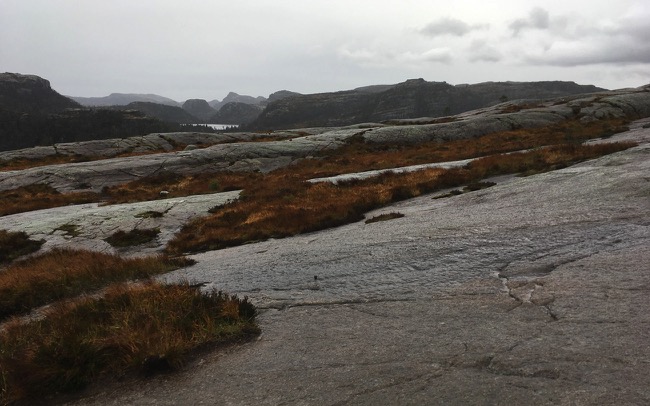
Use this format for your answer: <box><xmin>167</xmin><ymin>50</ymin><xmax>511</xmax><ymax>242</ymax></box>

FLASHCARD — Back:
<box><xmin>112</xmin><ymin>102</ymin><xmax>200</xmax><ymax>124</ymax></box>
<box><xmin>72</xmin><ymin>93</ymin><xmax>180</xmax><ymax>107</ymax></box>
<box><xmin>248</xmin><ymin>79</ymin><xmax>606</xmax><ymax>130</ymax></box>
<box><xmin>209</xmin><ymin>92</ymin><xmax>267</xmax><ymax>110</ymax></box>
<box><xmin>210</xmin><ymin>102</ymin><xmax>263</xmax><ymax>125</ymax></box>
<box><xmin>0</xmin><ymin>73</ymin><xmax>181</xmax><ymax>151</ymax></box>
<box><xmin>268</xmin><ymin>90</ymin><xmax>302</xmax><ymax>102</ymax></box>
<box><xmin>182</xmin><ymin>99</ymin><xmax>216</xmax><ymax>122</ymax></box>
<box><xmin>0</xmin><ymin>72</ymin><xmax>80</xmax><ymax>114</ymax></box>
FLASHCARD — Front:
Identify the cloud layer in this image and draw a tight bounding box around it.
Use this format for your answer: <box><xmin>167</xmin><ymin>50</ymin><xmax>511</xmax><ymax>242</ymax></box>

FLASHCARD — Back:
<box><xmin>1</xmin><ymin>0</ymin><xmax>648</xmax><ymax>100</ymax></box>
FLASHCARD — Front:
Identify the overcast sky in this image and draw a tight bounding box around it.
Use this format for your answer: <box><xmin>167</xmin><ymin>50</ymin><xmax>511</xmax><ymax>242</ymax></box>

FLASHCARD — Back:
<box><xmin>1</xmin><ymin>0</ymin><xmax>649</xmax><ymax>101</ymax></box>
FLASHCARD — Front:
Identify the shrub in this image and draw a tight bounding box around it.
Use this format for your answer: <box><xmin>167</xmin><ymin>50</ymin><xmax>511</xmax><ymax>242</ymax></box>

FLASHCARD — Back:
<box><xmin>0</xmin><ymin>230</ymin><xmax>44</xmax><ymax>263</ymax></box>
<box><xmin>0</xmin><ymin>281</ymin><xmax>259</xmax><ymax>404</ymax></box>
<box><xmin>105</xmin><ymin>228</ymin><xmax>161</xmax><ymax>248</ymax></box>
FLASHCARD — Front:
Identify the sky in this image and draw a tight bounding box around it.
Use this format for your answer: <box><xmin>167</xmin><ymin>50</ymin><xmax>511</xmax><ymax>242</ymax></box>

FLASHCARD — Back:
<box><xmin>1</xmin><ymin>0</ymin><xmax>649</xmax><ymax>102</ymax></box>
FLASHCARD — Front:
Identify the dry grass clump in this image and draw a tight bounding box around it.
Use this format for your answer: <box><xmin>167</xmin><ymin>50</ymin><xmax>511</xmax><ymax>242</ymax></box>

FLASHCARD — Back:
<box><xmin>0</xmin><ymin>281</ymin><xmax>259</xmax><ymax>404</ymax></box>
<box><xmin>0</xmin><ymin>230</ymin><xmax>44</xmax><ymax>264</ymax></box>
<box><xmin>0</xmin><ymin>249</ymin><xmax>193</xmax><ymax>320</ymax></box>
<box><xmin>104</xmin><ymin>228</ymin><xmax>161</xmax><ymax>248</ymax></box>
<box><xmin>0</xmin><ymin>184</ymin><xmax>98</xmax><ymax>217</ymax></box>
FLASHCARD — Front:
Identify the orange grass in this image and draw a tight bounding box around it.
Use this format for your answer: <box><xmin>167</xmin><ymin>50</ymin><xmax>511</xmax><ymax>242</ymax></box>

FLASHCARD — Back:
<box><xmin>167</xmin><ymin>141</ymin><xmax>636</xmax><ymax>254</ymax></box>
<box><xmin>0</xmin><ymin>281</ymin><xmax>259</xmax><ymax>404</ymax></box>
<box><xmin>0</xmin><ymin>249</ymin><xmax>194</xmax><ymax>320</ymax></box>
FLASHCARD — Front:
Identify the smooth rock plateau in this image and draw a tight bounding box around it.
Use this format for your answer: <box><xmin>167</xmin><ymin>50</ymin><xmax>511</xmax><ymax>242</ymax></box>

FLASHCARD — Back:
<box><xmin>64</xmin><ymin>120</ymin><xmax>650</xmax><ymax>405</ymax></box>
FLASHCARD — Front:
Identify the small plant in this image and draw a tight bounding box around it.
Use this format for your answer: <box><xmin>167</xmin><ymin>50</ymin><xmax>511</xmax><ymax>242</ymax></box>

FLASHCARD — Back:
<box><xmin>365</xmin><ymin>212</ymin><xmax>405</xmax><ymax>224</ymax></box>
<box><xmin>463</xmin><ymin>181</ymin><xmax>497</xmax><ymax>192</ymax></box>
<box><xmin>54</xmin><ymin>223</ymin><xmax>81</xmax><ymax>237</ymax></box>
<box><xmin>135</xmin><ymin>210</ymin><xmax>164</xmax><ymax>219</ymax></box>
<box><xmin>0</xmin><ymin>230</ymin><xmax>44</xmax><ymax>263</ymax></box>
<box><xmin>105</xmin><ymin>228</ymin><xmax>161</xmax><ymax>248</ymax></box>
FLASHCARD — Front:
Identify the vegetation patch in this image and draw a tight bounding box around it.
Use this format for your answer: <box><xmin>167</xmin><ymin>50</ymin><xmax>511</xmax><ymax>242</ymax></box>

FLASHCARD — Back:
<box><xmin>463</xmin><ymin>181</ymin><xmax>497</xmax><ymax>192</ymax></box>
<box><xmin>105</xmin><ymin>228</ymin><xmax>161</xmax><ymax>248</ymax></box>
<box><xmin>0</xmin><ymin>281</ymin><xmax>259</xmax><ymax>404</ymax></box>
<box><xmin>365</xmin><ymin>212</ymin><xmax>405</xmax><ymax>224</ymax></box>
<box><xmin>0</xmin><ymin>230</ymin><xmax>44</xmax><ymax>264</ymax></box>
<box><xmin>166</xmin><ymin>141</ymin><xmax>636</xmax><ymax>255</ymax></box>
<box><xmin>0</xmin><ymin>184</ymin><xmax>99</xmax><ymax>217</ymax></box>
<box><xmin>135</xmin><ymin>210</ymin><xmax>165</xmax><ymax>219</ymax></box>
<box><xmin>53</xmin><ymin>223</ymin><xmax>81</xmax><ymax>237</ymax></box>
<box><xmin>0</xmin><ymin>249</ymin><xmax>193</xmax><ymax>320</ymax></box>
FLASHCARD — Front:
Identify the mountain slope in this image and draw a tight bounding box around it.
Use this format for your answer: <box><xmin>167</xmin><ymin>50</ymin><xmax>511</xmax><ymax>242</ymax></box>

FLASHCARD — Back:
<box><xmin>72</xmin><ymin>93</ymin><xmax>180</xmax><ymax>107</ymax></box>
<box><xmin>249</xmin><ymin>79</ymin><xmax>606</xmax><ymax>130</ymax></box>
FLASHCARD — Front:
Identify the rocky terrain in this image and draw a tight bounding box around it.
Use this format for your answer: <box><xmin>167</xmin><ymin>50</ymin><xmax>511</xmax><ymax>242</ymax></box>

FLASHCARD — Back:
<box><xmin>1</xmin><ymin>83</ymin><xmax>649</xmax><ymax>405</ymax></box>
<box><xmin>63</xmin><ymin>114</ymin><xmax>650</xmax><ymax>406</ymax></box>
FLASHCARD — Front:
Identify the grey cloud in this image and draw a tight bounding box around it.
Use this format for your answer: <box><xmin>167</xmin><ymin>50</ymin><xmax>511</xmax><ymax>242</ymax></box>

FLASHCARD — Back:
<box><xmin>528</xmin><ymin>43</ymin><xmax>650</xmax><ymax>67</ymax></box>
<box><xmin>467</xmin><ymin>41</ymin><xmax>502</xmax><ymax>63</ymax></box>
<box><xmin>526</xmin><ymin>13</ymin><xmax>650</xmax><ymax>67</ymax></box>
<box><xmin>420</xmin><ymin>18</ymin><xmax>483</xmax><ymax>37</ymax></box>
<box><xmin>510</xmin><ymin>7</ymin><xmax>550</xmax><ymax>35</ymax></box>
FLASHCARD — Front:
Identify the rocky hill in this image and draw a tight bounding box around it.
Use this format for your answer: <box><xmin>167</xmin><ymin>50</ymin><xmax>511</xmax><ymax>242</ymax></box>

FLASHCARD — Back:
<box><xmin>0</xmin><ymin>72</ymin><xmax>80</xmax><ymax>114</ymax></box>
<box><xmin>249</xmin><ymin>79</ymin><xmax>606</xmax><ymax>130</ymax></box>
<box><xmin>209</xmin><ymin>92</ymin><xmax>267</xmax><ymax>110</ymax></box>
<box><xmin>210</xmin><ymin>102</ymin><xmax>263</xmax><ymax>125</ymax></box>
<box><xmin>111</xmin><ymin>102</ymin><xmax>200</xmax><ymax>124</ymax></box>
<box><xmin>182</xmin><ymin>99</ymin><xmax>216</xmax><ymax>122</ymax></box>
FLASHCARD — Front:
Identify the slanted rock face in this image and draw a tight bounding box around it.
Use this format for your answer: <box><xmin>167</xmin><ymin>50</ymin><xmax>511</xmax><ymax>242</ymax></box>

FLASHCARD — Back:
<box><xmin>181</xmin><ymin>99</ymin><xmax>216</xmax><ymax>122</ymax></box>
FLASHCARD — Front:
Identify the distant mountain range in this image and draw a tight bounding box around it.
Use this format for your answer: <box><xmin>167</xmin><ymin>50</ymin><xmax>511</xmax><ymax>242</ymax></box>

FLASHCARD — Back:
<box><xmin>0</xmin><ymin>72</ymin><xmax>609</xmax><ymax>151</ymax></box>
<box><xmin>247</xmin><ymin>79</ymin><xmax>606</xmax><ymax>130</ymax></box>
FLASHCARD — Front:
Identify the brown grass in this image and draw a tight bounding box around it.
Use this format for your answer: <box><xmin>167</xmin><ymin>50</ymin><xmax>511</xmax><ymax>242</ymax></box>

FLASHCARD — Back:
<box><xmin>0</xmin><ymin>184</ymin><xmax>99</xmax><ymax>217</ymax></box>
<box><xmin>0</xmin><ymin>117</ymin><xmax>630</xmax><ymax>218</ymax></box>
<box><xmin>0</xmin><ymin>249</ymin><xmax>193</xmax><ymax>320</ymax></box>
<box><xmin>0</xmin><ymin>281</ymin><xmax>259</xmax><ymax>404</ymax></box>
<box><xmin>167</xmin><ymin>141</ymin><xmax>636</xmax><ymax>254</ymax></box>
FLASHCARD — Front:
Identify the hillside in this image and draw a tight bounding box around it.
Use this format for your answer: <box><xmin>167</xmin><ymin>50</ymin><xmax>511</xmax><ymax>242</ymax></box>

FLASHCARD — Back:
<box><xmin>0</xmin><ymin>72</ymin><xmax>80</xmax><ymax>113</ymax></box>
<box><xmin>249</xmin><ymin>79</ymin><xmax>605</xmax><ymax>129</ymax></box>
<box><xmin>112</xmin><ymin>101</ymin><xmax>201</xmax><ymax>124</ymax></box>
